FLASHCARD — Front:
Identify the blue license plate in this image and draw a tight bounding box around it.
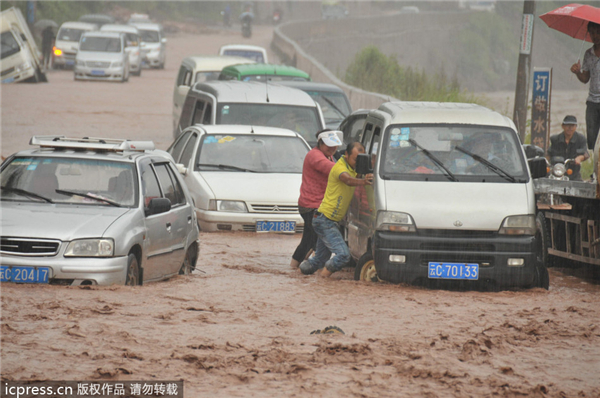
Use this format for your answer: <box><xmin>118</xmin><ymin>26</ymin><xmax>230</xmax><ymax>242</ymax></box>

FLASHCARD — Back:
<box><xmin>2</xmin><ymin>77</ymin><xmax>15</xmax><ymax>84</ymax></box>
<box><xmin>428</xmin><ymin>262</ymin><xmax>479</xmax><ymax>280</ymax></box>
<box><xmin>1</xmin><ymin>266</ymin><xmax>50</xmax><ymax>283</ymax></box>
<box><xmin>66</xmin><ymin>60</ymin><xmax>75</xmax><ymax>65</ymax></box>
<box><xmin>256</xmin><ymin>221</ymin><xmax>296</xmax><ymax>233</ymax></box>
<box><xmin>91</xmin><ymin>70</ymin><xmax>105</xmax><ymax>75</ymax></box>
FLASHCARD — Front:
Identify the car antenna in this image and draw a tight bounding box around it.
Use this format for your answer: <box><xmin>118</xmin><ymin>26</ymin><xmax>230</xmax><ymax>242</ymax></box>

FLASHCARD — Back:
<box><xmin>265</xmin><ymin>72</ymin><xmax>270</xmax><ymax>103</ymax></box>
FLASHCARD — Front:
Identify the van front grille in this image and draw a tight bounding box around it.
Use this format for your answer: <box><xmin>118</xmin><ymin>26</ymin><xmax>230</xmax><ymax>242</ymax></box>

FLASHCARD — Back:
<box><xmin>86</xmin><ymin>61</ymin><xmax>111</xmax><ymax>68</ymax></box>
<box><xmin>1</xmin><ymin>67</ymin><xmax>15</xmax><ymax>77</ymax></box>
<box><xmin>250</xmin><ymin>204</ymin><xmax>298</xmax><ymax>214</ymax></box>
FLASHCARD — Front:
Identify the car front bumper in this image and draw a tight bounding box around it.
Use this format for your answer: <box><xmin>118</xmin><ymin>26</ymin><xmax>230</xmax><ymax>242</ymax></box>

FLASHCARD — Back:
<box><xmin>74</xmin><ymin>65</ymin><xmax>126</xmax><ymax>81</ymax></box>
<box><xmin>372</xmin><ymin>230</ymin><xmax>538</xmax><ymax>289</ymax></box>
<box><xmin>196</xmin><ymin>209</ymin><xmax>303</xmax><ymax>232</ymax></box>
<box><xmin>0</xmin><ymin>253</ymin><xmax>128</xmax><ymax>286</ymax></box>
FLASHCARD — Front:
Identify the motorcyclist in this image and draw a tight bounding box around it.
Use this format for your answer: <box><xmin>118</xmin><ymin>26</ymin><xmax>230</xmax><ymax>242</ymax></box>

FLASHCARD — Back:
<box><xmin>240</xmin><ymin>5</ymin><xmax>254</xmax><ymax>37</ymax></box>
<box><xmin>222</xmin><ymin>5</ymin><xmax>231</xmax><ymax>27</ymax></box>
<box><xmin>547</xmin><ymin>115</ymin><xmax>590</xmax><ymax>181</ymax></box>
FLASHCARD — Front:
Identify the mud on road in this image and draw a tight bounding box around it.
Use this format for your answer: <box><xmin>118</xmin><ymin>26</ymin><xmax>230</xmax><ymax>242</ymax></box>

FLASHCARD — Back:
<box><xmin>1</xmin><ymin>24</ymin><xmax>599</xmax><ymax>398</ymax></box>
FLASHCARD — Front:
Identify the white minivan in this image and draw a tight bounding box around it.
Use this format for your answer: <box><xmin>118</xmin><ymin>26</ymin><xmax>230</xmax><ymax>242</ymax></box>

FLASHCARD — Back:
<box><xmin>100</xmin><ymin>24</ymin><xmax>142</xmax><ymax>76</ymax></box>
<box><xmin>349</xmin><ymin>101</ymin><xmax>548</xmax><ymax>290</ymax></box>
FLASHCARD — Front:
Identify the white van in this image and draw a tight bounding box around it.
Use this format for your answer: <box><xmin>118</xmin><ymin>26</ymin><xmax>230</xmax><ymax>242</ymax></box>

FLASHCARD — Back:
<box><xmin>129</xmin><ymin>22</ymin><xmax>166</xmax><ymax>69</ymax></box>
<box><xmin>173</xmin><ymin>55</ymin><xmax>255</xmax><ymax>129</ymax></box>
<box><xmin>174</xmin><ymin>80</ymin><xmax>326</xmax><ymax>147</ymax></box>
<box><xmin>218</xmin><ymin>44</ymin><xmax>268</xmax><ymax>63</ymax></box>
<box><xmin>53</xmin><ymin>21</ymin><xmax>97</xmax><ymax>69</ymax></box>
<box><xmin>101</xmin><ymin>24</ymin><xmax>142</xmax><ymax>76</ymax></box>
<box><xmin>349</xmin><ymin>101</ymin><xmax>548</xmax><ymax>290</ymax></box>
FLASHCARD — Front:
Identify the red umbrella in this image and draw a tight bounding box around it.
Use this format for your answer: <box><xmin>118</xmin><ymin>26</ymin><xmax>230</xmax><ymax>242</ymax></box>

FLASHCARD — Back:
<box><xmin>539</xmin><ymin>3</ymin><xmax>600</xmax><ymax>42</ymax></box>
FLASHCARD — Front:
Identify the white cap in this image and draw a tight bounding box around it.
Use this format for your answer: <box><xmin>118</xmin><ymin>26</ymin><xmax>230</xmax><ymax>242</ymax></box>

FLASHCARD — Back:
<box><xmin>318</xmin><ymin>130</ymin><xmax>343</xmax><ymax>147</ymax></box>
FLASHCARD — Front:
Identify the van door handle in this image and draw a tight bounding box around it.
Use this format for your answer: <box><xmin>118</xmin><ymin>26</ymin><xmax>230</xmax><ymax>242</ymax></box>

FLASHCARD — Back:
<box><xmin>187</xmin><ymin>216</ymin><xmax>192</xmax><ymax>224</ymax></box>
<box><xmin>166</xmin><ymin>222</ymin><xmax>172</xmax><ymax>231</ymax></box>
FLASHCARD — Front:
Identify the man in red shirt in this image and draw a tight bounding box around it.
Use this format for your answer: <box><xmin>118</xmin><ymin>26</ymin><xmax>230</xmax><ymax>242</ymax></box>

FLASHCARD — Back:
<box><xmin>290</xmin><ymin>130</ymin><xmax>341</xmax><ymax>268</ymax></box>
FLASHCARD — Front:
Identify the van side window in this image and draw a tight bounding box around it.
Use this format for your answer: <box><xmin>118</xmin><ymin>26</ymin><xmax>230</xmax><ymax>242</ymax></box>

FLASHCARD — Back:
<box><xmin>369</xmin><ymin>126</ymin><xmax>381</xmax><ymax>156</ymax></box>
<box><xmin>183</xmin><ymin>70</ymin><xmax>192</xmax><ymax>86</ymax></box>
<box><xmin>192</xmin><ymin>101</ymin><xmax>205</xmax><ymax>125</ymax></box>
<box><xmin>176</xmin><ymin>66</ymin><xmax>187</xmax><ymax>86</ymax></box>
<box><xmin>140</xmin><ymin>161</ymin><xmax>162</xmax><ymax>209</ymax></box>
<box><xmin>154</xmin><ymin>163</ymin><xmax>185</xmax><ymax>207</ymax></box>
<box><xmin>362</xmin><ymin>123</ymin><xmax>375</xmax><ymax>153</ymax></box>
<box><xmin>179</xmin><ymin>95</ymin><xmax>196</xmax><ymax>130</ymax></box>
<box><xmin>202</xmin><ymin>103</ymin><xmax>212</xmax><ymax>124</ymax></box>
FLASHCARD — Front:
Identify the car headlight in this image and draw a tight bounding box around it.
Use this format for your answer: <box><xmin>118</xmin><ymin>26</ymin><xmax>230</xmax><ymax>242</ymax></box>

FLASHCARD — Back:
<box><xmin>112</xmin><ymin>62</ymin><xmax>123</xmax><ymax>67</ymax></box>
<box><xmin>53</xmin><ymin>47</ymin><xmax>63</xmax><ymax>56</ymax></box>
<box><xmin>64</xmin><ymin>239</ymin><xmax>114</xmax><ymax>257</ymax></box>
<box><xmin>376</xmin><ymin>211</ymin><xmax>416</xmax><ymax>232</ymax></box>
<box><xmin>208</xmin><ymin>200</ymin><xmax>248</xmax><ymax>213</ymax></box>
<box><xmin>499</xmin><ymin>215</ymin><xmax>535</xmax><ymax>235</ymax></box>
<box><xmin>14</xmin><ymin>61</ymin><xmax>31</xmax><ymax>73</ymax></box>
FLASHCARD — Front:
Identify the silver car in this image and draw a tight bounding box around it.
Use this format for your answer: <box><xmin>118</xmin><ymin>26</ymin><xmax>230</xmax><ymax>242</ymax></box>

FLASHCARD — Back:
<box><xmin>168</xmin><ymin>125</ymin><xmax>310</xmax><ymax>232</ymax></box>
<box><xmin>0</xmin><ymin>136</ymin><xmax>200</xmax><ymax>286</ymax></box>
<box><xmin>74</xmin><ymin>31</ymin><xmax>130</xmax><ymax>82</ymax></box>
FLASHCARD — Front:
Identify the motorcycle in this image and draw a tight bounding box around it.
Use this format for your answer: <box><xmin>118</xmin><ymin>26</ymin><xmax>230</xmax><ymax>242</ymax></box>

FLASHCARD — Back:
<box><xmin>547</xmin><ymin>156</ymin><xmax>576</xmax><ymax>181</ymax></box>
<box><xmin>240</xmin><ymin>12</ymin><xmax>253</xmax><ymax>38</ymax></box>
<box><xmin>272</xmin><ymin>8</ymin><xmax>282</xmax><ymax>25</ymax></box>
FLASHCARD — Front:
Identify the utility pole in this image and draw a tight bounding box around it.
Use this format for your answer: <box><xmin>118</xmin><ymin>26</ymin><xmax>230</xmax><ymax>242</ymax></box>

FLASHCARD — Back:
<box><xmin>513</xmin><ymin>0</ymin><xmax>535</xmax><ymax>142</ymax></box>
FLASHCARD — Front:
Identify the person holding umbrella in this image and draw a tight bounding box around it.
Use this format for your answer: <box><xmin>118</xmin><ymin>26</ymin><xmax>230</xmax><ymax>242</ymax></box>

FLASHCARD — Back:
<box><xmin>41</xmin><ymin>26</ymin><xmax>55</xmax><ymax>70</ymax></box>
<box><xmin>571</xmin><ymin>21</ymin><xmax>600</xmax><ymax>153</ymax></box>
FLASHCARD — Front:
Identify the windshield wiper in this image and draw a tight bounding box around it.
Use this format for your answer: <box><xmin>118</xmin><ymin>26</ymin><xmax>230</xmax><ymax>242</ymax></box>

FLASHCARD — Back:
<box><xmin>455</xmin><ymin>146</ymin><xmax>517</xmax><ymax>183</ymax></box>
<box><xmin>197</xmin><ymin>163</ymin><xmax>257</xmax><ymax>173</ymax></box>
<box><xmin>321</xmin><ymin>96</ymin><xmax>347</xmax><ymax>119</ymax></box>
<box><xmin>0</xmin><ymin>186</ymin><xmax>53</xmax><ymax>203</ymax></box>
<box><xmin>408</xmin><ymin>139</ymin><xmax>458</xmax><ymax>182</ymax></box>
<box><xmin>55</xmin><ymin>189</ymin><xmax>123</xmax><ymax>207</ymax></box>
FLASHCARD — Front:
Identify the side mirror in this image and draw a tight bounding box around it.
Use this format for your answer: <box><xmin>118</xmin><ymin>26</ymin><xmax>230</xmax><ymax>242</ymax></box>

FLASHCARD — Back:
<box><xmin>161</xmin><ymin>38</ymin><xmax>167</xmax><ymax>43</ymax></box>
<box><xmin>356</xmin><ymin>153</ymin><xmax>372</xmax><ymax>175</ymax></box>
<box><xmin>522</xmin><ymin>144</ymin><xmax>545</xmax><ymax>159</ymax></box>
<box><xmin>175</xmin><ymin>163</ymin><xmax>187</xmax><ymax>175</ymax></box>
<box><xmin>528</xmin><ymin>157</ymin><xmax>547</xmax><ymax>179</ymax></box>
<box><xmin>145</xmin><ymin>197</ymin><xmax>171</xmax><ymax>216</ymax></box>
<box><xmin>20</xmin><ymin>33</ymin><xmax>27</xmax><ymax>41</ymax></box>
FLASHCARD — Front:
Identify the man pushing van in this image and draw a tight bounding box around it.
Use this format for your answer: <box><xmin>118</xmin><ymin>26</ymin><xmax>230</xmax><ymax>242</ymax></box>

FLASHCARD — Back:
<box><xmin>300</xmin><ymin>142</ymin><xmax>373</xmax><ymax>277</ymax></box>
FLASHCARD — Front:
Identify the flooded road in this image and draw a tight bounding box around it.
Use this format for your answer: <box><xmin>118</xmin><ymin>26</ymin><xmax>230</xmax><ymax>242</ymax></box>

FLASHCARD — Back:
<box><xmin>1</xmin><ymin>23</ymin><xmax>599</xmax><ymax>397</ymax></box>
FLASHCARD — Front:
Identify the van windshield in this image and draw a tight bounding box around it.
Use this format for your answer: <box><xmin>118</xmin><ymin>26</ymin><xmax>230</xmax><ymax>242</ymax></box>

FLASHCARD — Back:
<box><xmin>57</xmin><ymin>28</ymin><xmax>86</xmax><ymax>42</ymax></box>
<box><xmin>79</xmin><ymin>37</ymin><xmax>122</xmax><ymax>52</ymax></box>
<box><xmin>138</xmin><ymin>29</ymin><xmax>159</xmax><ymax>42</ymax></box>
<box><xmin>222</xmin><ymin>49</ymin><xmax>264</xmax><ymax>63</ymax></box>
<box><xmin>1</xmin><ymin>31</ymin><xmax>21</xmax><ymax>60</ymax></box>
<box><xmin>216</xmin><ymin>104</ymin><xmax>321</xmax><ymax>146</ymax></box>
<box><xmin>379</xmin><ymin>125</ymin><xmax>528</xmax><ymax>182</ymax></box>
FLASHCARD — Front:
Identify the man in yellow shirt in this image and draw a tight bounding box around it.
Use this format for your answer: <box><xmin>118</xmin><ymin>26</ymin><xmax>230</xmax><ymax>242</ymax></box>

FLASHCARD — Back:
<box><xmin>300</xmin><ymin>142</ymin><xmax>373</xmax><ymax>277</ymax></box>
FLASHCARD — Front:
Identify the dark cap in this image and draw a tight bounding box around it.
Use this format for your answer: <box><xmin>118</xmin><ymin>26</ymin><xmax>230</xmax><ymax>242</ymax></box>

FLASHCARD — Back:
<box><xmin>562</xmin><ymin>115</ymin><xmax>577</xmax><ymax>125</ymax></box>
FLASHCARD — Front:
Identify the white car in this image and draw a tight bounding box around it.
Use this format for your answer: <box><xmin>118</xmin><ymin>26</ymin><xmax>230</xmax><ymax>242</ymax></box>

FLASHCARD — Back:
<box><xmin>130</xmin><ymin>22</ymin><xmax>166</xmax><ymax>69</ymax></box>
<box><xmin>218</xmin><ymin>44</ymin><xmax>268</xmax><ymax>63</ymax></box>
<box><xmin>74</xmin><ymin>31</ymin><xmax>130</xmax><ymax>82</ymax></box>
<box><xmin>53</xmin><ymin>21</ymin><xmax>97</xmax><ymax>69</ymax></box>
<box><xmin>168</xmin><ymin>125</ymin><xmax>310</xmax><ymax>233</ymax></box>
<box><xmin>100</xmin><ymin>24</ymin><xmax>143</xmax><ymax>76</ymax></box>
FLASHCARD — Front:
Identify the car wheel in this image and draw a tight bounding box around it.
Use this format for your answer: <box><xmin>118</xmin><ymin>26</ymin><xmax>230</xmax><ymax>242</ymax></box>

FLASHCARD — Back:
<box><xmin>533</xmin><ymin>264</ymin><xmax>550</xmax><ymax>290</ymax></box>
<box><xmin>354</xmin><ymin>251</ymin><xmax>378</xmax><ymax>282</ymax></box>
<box><xmin>179</xmin><ymin>244</ymin><xmax>198</xmax><ymax>275</ymax></box>
<box><xmin>535</xmin><ymin>211</ymin><xmax>551</xmax><ymax>267</ymax></box>
<box><xmin>125</xmin><ymin>253</ymin><xmax>140</xmax><ymax>286</ymax></box>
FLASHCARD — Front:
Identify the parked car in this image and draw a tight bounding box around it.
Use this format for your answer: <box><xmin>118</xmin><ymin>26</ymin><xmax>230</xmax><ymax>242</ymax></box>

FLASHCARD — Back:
<box><xmin>100</xmin><ymin>24</ymin><xmax>142</xmax><ymax>76</ymax></box>
<box><xmin>74</xmin><ymin>31</ymin><xmax>130</xmax><ymax>82</ymax></box>
<box><xmin>218</xmin><ymin>44</ymin><xmax>268</xmax><ymax>63</ymax></box>
<box><xmin>174</xmin><ymin>80</ymin><xmax>326</xmax><ymax>147</ymax></box>
<box><xmin>53</xmin><ymin>21</ymin><xmax>97</xmax><ymax>69</ymax></box>
<box><xmin>129</xmin><ymin>22</ymin><xmax>166</xmax><ymax>69</ymax></box>
<box><xmin>168</xmin><ymin>125</ymin><xmax>310</xmax><ymax>232</ymax></box>
<box><xmin>218</xmin><ymin>63</ymin><xmax>310</xmax><ymax>82</ymax></box>
<box><xmin>173</xmin><ymin>55</ymin><xmax>255</xmax><ymax>130</ymax></box>
<box><xmin>275</xmin><ymin>81</ymin><xmax>352</xmax><ymax>130</ymax></box>
<box><xmin>349</xmin><ymin>101</ymin><xmax>548</xmax><ymax>290</ymax></box>
<box><xmin>0</xmin><ymin>136</ymin><xmax>200</xmax><ymax>286</ymax></box>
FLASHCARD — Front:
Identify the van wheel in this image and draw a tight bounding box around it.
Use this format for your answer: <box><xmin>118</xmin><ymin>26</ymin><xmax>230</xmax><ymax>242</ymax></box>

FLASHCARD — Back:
<box><xmin>533</xmin><ymin>264</ymin><xmax>550</xmax><ymax>290</ymax></box>
<box><xmin>125</xmin><ymin>254</ymin><xmax>140</xmax><ymax>286</ymax></box>
<box><xmin>354</xmin><ymin>252</ymin><xmax>378</xmax><ymax>282</ymax></box>
<box><xmin>535</xmin><ymin>212</ymin><xmax>551</xmax><ymax>267</ymax></box>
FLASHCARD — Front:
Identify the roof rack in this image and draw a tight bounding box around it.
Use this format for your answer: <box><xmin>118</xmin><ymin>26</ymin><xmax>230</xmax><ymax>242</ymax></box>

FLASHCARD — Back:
<box><xmin>29</xmin><ymin>136</ymin><xmax>155</xmax><ymax>152</ymax></box>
